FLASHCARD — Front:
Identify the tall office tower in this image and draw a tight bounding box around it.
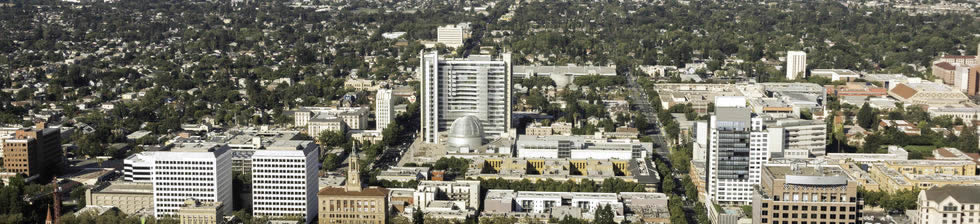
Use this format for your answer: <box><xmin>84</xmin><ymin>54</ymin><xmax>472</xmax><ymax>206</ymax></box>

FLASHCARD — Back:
<box><xmin>140</xmin><ymin>142</ymin><xmax>233</xmax><ymax>218</ymax></box>
<box><xmin>786</xmin><ymin>51</ymin><xmax>807</xmax><ymax>80</ymax></box>
<box><xmin>752</xmin><ymin>164</ymin><xmax>859</xmax><ymax>224</ymax></box>
<box><xmin>436</xmin><ymin>23</ymin><xmax>471</xmax><ymax>48</ymax></box>
<box><xmin>375</xmin><ymin>89</ymin><xmax>394</xmax><ymax>131</ymax></box>
<box><xmin>252</xmin><ymin>140</ymin><xmax>319</xmax><ymax>222</ymax></box>
<box><xmin>2</xmin><ymin>123</ymin><xmax>62</xmax><ymax>177</ymax></box>
<box><xmin>420</xmin><ymin>51</ymin><xmax>512</xmax><ymax>143</ymax></box>
<box><xmin>707</xmin><ymin>96</ymin><xmax>770</xmax><ymax>205</ymax></box>
<box><xmin>967</xmin><ymin>65</ymin><xmax>980</xmax><ymax>96</ymax></box>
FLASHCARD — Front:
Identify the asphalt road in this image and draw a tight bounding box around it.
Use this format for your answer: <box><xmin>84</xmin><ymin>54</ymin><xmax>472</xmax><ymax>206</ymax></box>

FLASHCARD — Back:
<box><xmin>625</xmin><ymin>72</ymin><xmax>669</xmax><ymax>156</ymax></box>
<box><xmin>626</xmin><ymin>72</ymin><xmax>700</xmax><ymax>222</ymax></box>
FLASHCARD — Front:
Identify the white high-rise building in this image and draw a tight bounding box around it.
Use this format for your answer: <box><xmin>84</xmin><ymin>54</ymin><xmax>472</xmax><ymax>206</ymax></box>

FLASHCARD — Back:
<box><xmin>706</xmin><ymin>96</ymin><xmax>770</xmax><ymax>205</ymax></box>
<box><xmin>143</xmin><ymin>142</ymin><xmax>233</xmax><ymax>218</ymax></box>
<box><xmin>436</xmin><ymin>23</ymin><xmax>471</xmax><ymax>48</ymax></box>
<box><xmin>420</xmin><ymin>51</ymin><xmax>512</xmax><ymax>143</ymax></box>
<box><xmin>123</xmin><ymin>153</ymin><xmax>154</xmax><ymax>182</ymax></box>
<box><xmin>251</xmin><ymin>140</ymin><xmax>319</xmax><ymax>222</ymax></box>
<box><xmin>786</xmin><ymin>51</ymin><xmax>807</xmax><ymax>80</ymax></box>
<box><xmin>376</xmin><ymin>89</ymin><xmax>394</xmax><ymax>131</ymax></box>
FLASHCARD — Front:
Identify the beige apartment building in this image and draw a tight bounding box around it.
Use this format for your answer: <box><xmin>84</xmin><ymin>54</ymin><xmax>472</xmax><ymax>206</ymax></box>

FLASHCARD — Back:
<box><xmin>177</xmin><ymin>199</ymin><xmax>225</xmax><ymax>224</ymax></box>
<box><xmin>753</xmin><ymin>164</ymin><xmax>859</xmax><ymax>224</ymax></box>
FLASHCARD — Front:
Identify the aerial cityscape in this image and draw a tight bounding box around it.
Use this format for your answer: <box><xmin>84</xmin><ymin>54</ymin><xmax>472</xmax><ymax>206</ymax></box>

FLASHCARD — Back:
<box><xmin>0</xmin><ymin>0</ymin><xmax>978</xmax><ymax>223</ymax></box>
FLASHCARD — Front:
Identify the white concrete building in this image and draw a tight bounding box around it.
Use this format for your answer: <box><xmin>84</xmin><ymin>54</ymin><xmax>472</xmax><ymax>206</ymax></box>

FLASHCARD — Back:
<box><xmin>436</xmin><ymin>23</ymin><xmax>471</xmax><ymax>48</ymax></box>
<box><xmin>376</xmin><ymin>89</ymin><xmax>394</xmax><ymax>131</ymax></box>
<box><xmin>294</xmin><ymin>106</ymin><xmax>369</xmax><ymax>131</ymax></box>
<box><xmin>413</xmin><ymin>180</ymin><xmax>481</xmax><ymax>210</ymax></box>
<box><xmin>810</xmin><ymin>69</ymin><xmax>860</xmax><ymax>82</ymax></box>
<box><xmin>913</xmin><ymin>185</ymin><xmax>980</xmax><ymax>224</ymax></box>
<box><xmin>251</xmin><ymin>140</ymin><xmax>319</xmax><ymax>222</ymax></box>
<box><xmin>706</xmin><ymin>96</ymin><xmax>770</xmax><ymax>205</ymax></box>
<box><xmin>123</xmin><ymin>153</ymin><xmax>154</xmax><ymax>183</ymax></box>
<box><xmin>825</xmin><ymin>145</ymin><xmax>910</xmax><ymax>163</ymax></box>
<box><xmin>377</xmin><ymin>166</ymin><xmax>430</xmax><ymax>182</ymax></box>
<box><xmin>515</xmin><ymin>135</ymin><xmax>651</xmax><ymax>160</ymax></box>
<box><xmin>484</xmin><ymin>190</ymin><xmax>669</xmax><ymax>222</ymax></box>
<box><xmin>786</xmin><ymin>51</ymin><xmax>807</xmax><ymax>80</ymax></box>
<box><xmin>141</xmin><ymin>142</ymin><xmax>233</xmax><ymax>218</ymax></box>
<box><xmin>512</xmin><ymin>65</ymin><xmax>617</xmax><ymax>88</ymax></box>
<box><xmin>764</xmin><ymin>118</ymin><xmax>827</xmax><ymax>157</ymax></box>
<box><xmin>420</xmin><ymin>52</ymin><xmax>512</xmax><ymax>143</ymax></box>
<box><xmin>928</xmin><ymin>106</ymin><xmax>980</xmax><ymax>122</ymax></box>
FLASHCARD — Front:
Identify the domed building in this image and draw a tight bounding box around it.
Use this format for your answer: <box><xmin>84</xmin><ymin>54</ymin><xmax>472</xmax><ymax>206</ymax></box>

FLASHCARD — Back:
<box><xmin>447</xmin><ymin>115</ymin><xmax>484</xmax><ymax>150</ymax></box>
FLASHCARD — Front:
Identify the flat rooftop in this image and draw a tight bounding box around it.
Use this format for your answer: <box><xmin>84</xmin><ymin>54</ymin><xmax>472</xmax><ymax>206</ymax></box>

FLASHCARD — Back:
<box><xmin>514</xmin><ymin>65</ymin><xmax>616</xmax><ymax>75</ymax></box>
<box><xmin>765</xmin><ymin>165</ymin><xmax>850</xmax><ymax>185</ymax></box>
<box><xmin>886</xmin><ymin>159</ymin><xmax>975</xmax><ymax>167</ymax></box>
<box><xmin>92</xmin><ymin>181</ymin><xmax>153</xmax><ymax>194</ymax></box>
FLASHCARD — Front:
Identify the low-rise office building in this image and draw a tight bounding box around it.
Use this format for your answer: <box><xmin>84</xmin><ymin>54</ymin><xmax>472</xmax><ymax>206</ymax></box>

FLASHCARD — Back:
<box><xmin>888</xmin><ymin>81</ymin><xmax>970</xmax><ymax>106</ymax></box>
<box><xmin>869</xmin><ymin>160</ymin><xmax>980</xmax><ymax>193</ymax></box>
<box><xmin>436</xmin><ymin>23</ymin><xmax>471</xmax><ymax>48</ymax></box>
<box><xmin>483</xmin><ymin>190</ymin><xmax>669</xmax><ymax>223</ymax></box>
<box><xmin>177</xmin><ymin>199</ymin><xmax>225</xmax><ymax>224</ymax></box>
<box><xmin>515</xmin><ymin>134</ymin><xmax>651</xmax><ymax>160</ymax></box>
<box><xmin>465</xmin><ymin>157</ymin><xmax>660</xmax><ymax>189</ymax></box>
<box><xmin>824</xmin><ymin>82</ymin><xmax>888</xmax><ymax>97</ymax></box>
<box><xmin>810</xmin><ymin>69</ymin><xmax>861</xmax><ymax>82</ymax></box>
<box><xmin>928</xmin><ymin>106</ymin><xmax>980</xmax><ymax>122</ymax></box>
<box><xmin>883</xmin><ymin>159</ymin><xmax>977</xmax><ymax>176</ymax></box>
<box><xmin>525</xmin><ymin>122</ymin><xmax>554</xmax><ymax>136</ymax></box>
<box><xmin>765</xmin><ymin>118</ymin><xmax>828</xmax><ymax>157</ymax></box>
<box><xmin>513</xmin><ymin>65</ymin><xmax>616</xmax><ymax>88</ymax></box>
<box><xmin>85</xmin><ymin>181</ymin><xmax>154</xmax><ymax>215</ymax></box>
<box><xmin>824</xmin><ymin>146</ymin><xmax>909</xmax><ymax>163</ymax></box>
<box><xmin>414</xmin><ymin>180</ymin><xmax>480</xmax><ymax>211</ymax></box>
<box><xmin>294</xmin><ymin>106</ymin><xmax>369</xmax><ymax>133</ymax></box>
<box><xmin>377</xmin><ymin>166</ymin><xmax>430</xmax><ymax>182</ymax></box>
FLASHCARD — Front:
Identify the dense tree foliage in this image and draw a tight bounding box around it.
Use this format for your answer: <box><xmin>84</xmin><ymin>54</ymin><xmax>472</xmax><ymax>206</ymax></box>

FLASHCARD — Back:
<box><xmin>860</xmin><ymin>187</ymin><xmax>919</xmax><ymax>212</ymax></box>
<box><xmin>857</xmin><ymin>102</ymin><xmax>875</xmax><ymax>129</ymax></box>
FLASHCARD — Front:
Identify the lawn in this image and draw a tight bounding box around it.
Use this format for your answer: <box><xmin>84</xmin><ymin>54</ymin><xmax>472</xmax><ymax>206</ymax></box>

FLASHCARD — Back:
<box><xmin>903</xmin><ymin>145</ymin><xmax>937</xmax><ymax>159</ymax></box>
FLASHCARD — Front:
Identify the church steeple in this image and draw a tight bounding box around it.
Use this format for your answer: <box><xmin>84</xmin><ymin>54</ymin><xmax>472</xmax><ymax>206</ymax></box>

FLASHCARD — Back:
<box><xmin>44</xmin><ymin>206</ymin><xmax>53</xmax><ymax>224</ymax></box>
<box><xmin>345</xmin><ymin>145</ymin><xmax>362</xmax><ymax>192</ymax></box>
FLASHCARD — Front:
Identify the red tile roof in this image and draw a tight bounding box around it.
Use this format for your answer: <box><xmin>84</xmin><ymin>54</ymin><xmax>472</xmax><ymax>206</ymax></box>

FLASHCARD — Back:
<box><xmin>942</xmin><ymin>55</ymin><xmax>977</xmax><ymax>59</ymax></box>
<box><xmin>934</xmin><ymin>62</ymin><xmax>956</xmax><ymax>71</ymax></box>
<box><xmin>890</xmin><ymin>83</ymin><xmax>918</xmax><ymax>100</ymax></box>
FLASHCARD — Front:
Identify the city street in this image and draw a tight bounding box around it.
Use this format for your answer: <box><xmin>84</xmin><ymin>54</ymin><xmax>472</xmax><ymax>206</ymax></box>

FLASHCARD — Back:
<box><xmin>626</xmin><ymin>72</ymin><xmax>699</xmax><ymax>222</ymax></box>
